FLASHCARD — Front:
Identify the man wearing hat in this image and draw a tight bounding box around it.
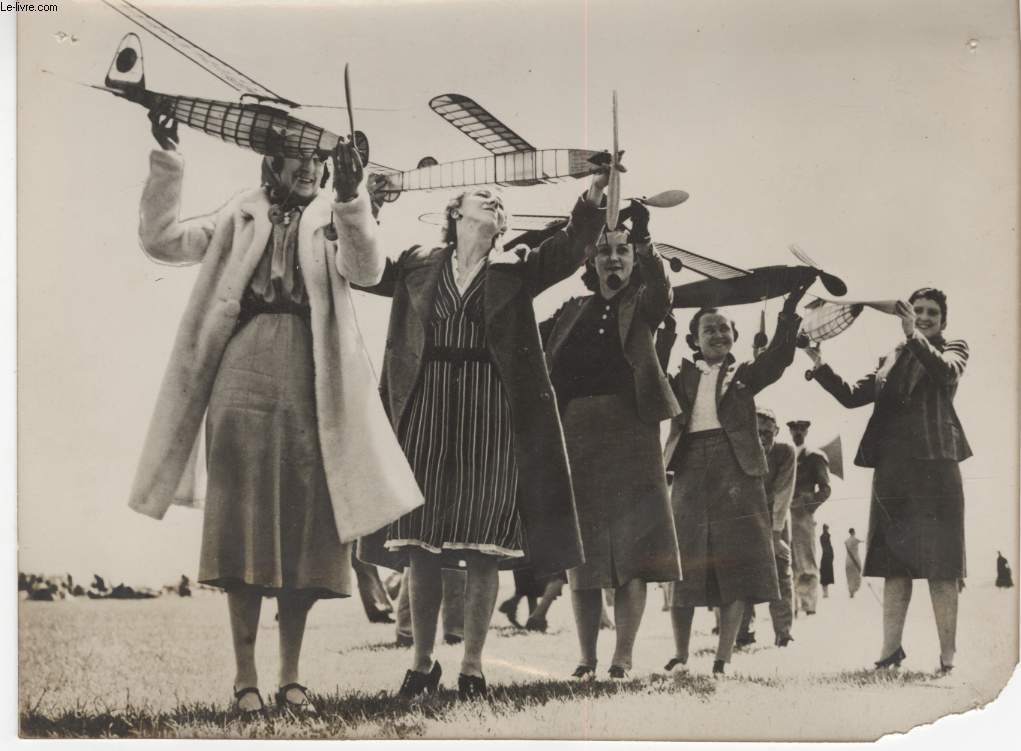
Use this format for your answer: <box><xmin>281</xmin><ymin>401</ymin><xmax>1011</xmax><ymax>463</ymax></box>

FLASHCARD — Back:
<box><xmin>787</xmin><ymin>419</ymin><xmax>832</xmax><ymax>615</ymax></box>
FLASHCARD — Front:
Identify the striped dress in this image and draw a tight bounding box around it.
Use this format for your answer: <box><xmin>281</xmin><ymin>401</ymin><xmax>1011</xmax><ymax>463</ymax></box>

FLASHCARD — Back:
<box><xmin>385</xmin><ymin>258</ymin><xmax>525</xmax><ymax>558</ymax></box>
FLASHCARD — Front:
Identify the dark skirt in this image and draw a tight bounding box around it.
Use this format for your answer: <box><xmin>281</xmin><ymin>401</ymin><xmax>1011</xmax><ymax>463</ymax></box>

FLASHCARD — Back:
<box><xmin>564</xmin><ymin>394</ymin><xmax>681</xmax><ymax>590</ymax></box>
<box><xmin>863</xmin><ymin>444</ymin><xmax>966</xmax><ymax>580</ymax></box>
<box><xmin>668</xmin><ymin>431</ymin><xmax>779</xmax><ymax>608</ymax></box>
<box><xmin>198</xmin><ymin>314</ymin><xmax>352</xmax><ymax>598</ymax></box>
<box><xmin>820</xmin><ymin>536</ymin><xmax>835</xmax><ymax>585</ymax></box>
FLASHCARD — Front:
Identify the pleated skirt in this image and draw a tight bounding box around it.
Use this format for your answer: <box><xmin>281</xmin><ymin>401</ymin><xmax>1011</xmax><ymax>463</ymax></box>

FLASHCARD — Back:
<box><xmin>564</xmin><ymin>394</ymin><xmax>681</xmax><ymax>590</ymax></box>
<box><xmin>198</xmin><ymin>313</ymin><xmax>351</xmax><ymax>598</ymax></box>
<box><xmin>864</xmin><ymin>441</ymin><xmax>966</xmax><ymax>580</ymax></box>
<box><xmin>667</xmin><ymin>431</ymin><xmax>779</xmax><ymax>608</ymax></box>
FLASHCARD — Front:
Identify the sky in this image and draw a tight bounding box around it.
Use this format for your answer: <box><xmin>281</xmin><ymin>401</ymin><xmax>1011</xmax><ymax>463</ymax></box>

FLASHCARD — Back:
<box><xmin>14</xmin><ymin>0</ymin><xmax>1019</xmax><ymax>594</ymax></box>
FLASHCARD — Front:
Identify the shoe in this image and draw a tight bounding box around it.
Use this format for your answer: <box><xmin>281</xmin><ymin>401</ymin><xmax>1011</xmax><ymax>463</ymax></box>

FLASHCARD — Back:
<box><xmin>233</xmin><ymin>686</ymin><xmax>266</xmax><ymax>716</ymax></box>
<box><xmin>735</xmin><ymin>632</ymin><xmax>756</xmax><ymax>648</ymax></box>
<box><xmin>939</xmin><ymin>657</ymin><xmax>954</xmax><ymax>674</ymax></box>
<box><xmin>712</xmin><ymin>659</ymin><xmax>726</xmax><ymax>676</ymax></box>
<box><xmin>367</xmin><ymin>610</ymin><xmax>396</xmax><ymax>624</ymax></box>
<box><xmin>395</xmin><ymin>633</ymin><xmax>414</xmax><ymax>648</ymax></box>
<box><xmin>443</xmin><ymin>634</ymin><xmax>463</xmax><ymax>645</ymax></box>
<box><xmin>524</xmin><ymin>616</ymin><xmax>548</xmax><ymax>632</ymax></box>
<box><xmin>398</xmin><ymin>661</ymin><xmax>442</xmax><ymax>698</ymax></box>
<box><xmin>775</xmin><ymin>634</ymin><xmax>794</xmax><ymax>648</ymax></box>
<box><xmin>607</xmin><ymin>666</ymin><xmax>629</xmax><ymax>680</ymax></box>
<box><xmin>457</xmin><ymin>673</ymin><xmax>488</xmax><ymax>700</ymax></box>
<box><xmin>275</xmin><ymin>682</ymin><xmax>317</xmax><ymax>715</ymax></box>
<box><xmin>663</xmin><ymin>657</ymin><xmax>687</xmax><ymax>671</ymax></box>
<box><xmin>571</xmin><ymin>665</ymin><xmax>596</xmax><ymax>681</ymax></box>
<box><xmin>805</xmin><ymin>610</ymin><xmax>816</xmax><ymax>616</ymax></box>
<box><xmin>498</xmin><ymin>599</ymin><xmax>522</xmax><ymax>628</ymax></box>
<box><xmin>874</xmin><ymin>646</ymin><xmax>906</xmax><ymax>670</ymax></box>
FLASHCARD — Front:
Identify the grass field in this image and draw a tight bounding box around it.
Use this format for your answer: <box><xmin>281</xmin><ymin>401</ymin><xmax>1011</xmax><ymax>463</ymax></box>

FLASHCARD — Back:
<box><xmin>18</xmin><ymin>576</ymin><xmax>1017</xmax><ymax>740</ymax></box>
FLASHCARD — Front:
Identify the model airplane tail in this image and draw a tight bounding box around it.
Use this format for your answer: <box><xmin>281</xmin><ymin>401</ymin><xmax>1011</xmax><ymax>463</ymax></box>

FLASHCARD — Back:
<box><xmin>101</xmin><ymin>33</ymin><xmax>388</xmax><ymax>164</ymax></box>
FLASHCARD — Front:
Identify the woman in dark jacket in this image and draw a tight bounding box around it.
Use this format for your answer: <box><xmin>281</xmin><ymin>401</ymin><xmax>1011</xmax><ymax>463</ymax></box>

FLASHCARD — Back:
<box><xmin>820</xmin><ymin>524</ymin><xmax>835</xmax><ymax>597</ymax></box>
<box><xmin>662</xmin><ymin>287</ymin><xmax>807</xmax><ymax>675</ymax></box>
<box><xmin>542</xmin><ymin>204</ymin><xmax>682</xmax><ymax>680</ymax></box>
<box><xmin>358</xmin><ymin>171</ymin><xmax>608</xmax><ymax>699</ymax></box>
<box><xmin>807</xmin><ymin>288</ymin><xmax>970</xmax><ymax>673</ymax></box>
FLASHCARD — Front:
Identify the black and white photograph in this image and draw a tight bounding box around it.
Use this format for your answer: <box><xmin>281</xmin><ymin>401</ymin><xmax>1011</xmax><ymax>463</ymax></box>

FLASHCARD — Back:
<box><xmin>10</xmin><ymin>0</ymin><xmax>1020</xmax><ymax>743</ymax></box>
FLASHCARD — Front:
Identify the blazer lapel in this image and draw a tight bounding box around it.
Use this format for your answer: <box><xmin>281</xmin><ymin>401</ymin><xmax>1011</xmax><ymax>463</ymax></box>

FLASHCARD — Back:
<box><xmin>404</xmin><ymin>247</ymin><xmax>449</xmax><ymax>327</ymax></box>
<box><xmin>617</xmin><ymin>287</ymin><xmax>638</xmax><ymax>349</ymax></box>
<box><xmin>547</xmin><ymin>298</ymin><xmax>588</xmax><ymax>362</ymax></box>
<box><xmin>484</xmin><ymin>265</ymin><xmax>523</xmax><ymax>329</ymax></box>
<box><xmin>679</xmin><ymin>359</ymin><xmax>700</xmax><ymax>409</ymax></box>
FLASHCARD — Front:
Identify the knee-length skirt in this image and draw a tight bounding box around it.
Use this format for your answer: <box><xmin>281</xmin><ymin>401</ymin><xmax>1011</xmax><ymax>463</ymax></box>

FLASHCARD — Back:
<box><xmin>863</xmin><ymin>443</ymin><xmax>966</xmax><ymax>580</ymax></box>
<box><xmin>563</xmin><ymin>394</ymin><xmax>681</xmax><ymax>590</ymax></box>
<box><xmin>668</xmin><ymin>431</ymin><xmax>779</xmax><ymax>608</ymax></box>
<box><xmin>198</xmin><ymin>313</ymin><xmax>351</xmax><ymax>598</ymax></box>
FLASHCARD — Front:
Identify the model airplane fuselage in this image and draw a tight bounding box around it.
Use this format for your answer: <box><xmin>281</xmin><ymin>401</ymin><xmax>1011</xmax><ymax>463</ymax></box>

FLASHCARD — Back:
<box><xmin>98</xmin><ymin>15</ymin><xmax>603</xmax><ymax>202</ymax></box>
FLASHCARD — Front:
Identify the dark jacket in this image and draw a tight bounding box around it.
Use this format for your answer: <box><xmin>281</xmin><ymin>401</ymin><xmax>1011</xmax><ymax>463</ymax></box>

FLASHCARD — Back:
<box><xmin>791</xmin><ymin>448</ymin><xmax>831</xmax><ymax>512</ymax></box>
<box><xmin>811</xmin><ymin>333</ymin><xmax>971</xmax><ymax>468</ymax></box>
<box><xmin>357</xmin><ymin>195</ymin><xmax>603</xmax><ymax>576</ymax></box>
<box><xmin>543</xmin><ymin>243</ymin><xmax>681</xmax><ymax>424</ymax></box>
<box><xmin>663</xmin><ymin>312</ymin><xmax>801</xmax><ymax>476</ymax></box>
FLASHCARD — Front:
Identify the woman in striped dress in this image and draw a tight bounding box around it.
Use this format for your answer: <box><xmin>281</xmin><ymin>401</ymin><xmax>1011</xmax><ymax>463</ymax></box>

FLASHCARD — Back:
<box><xmin>359</xmin><ymin>171</ymin><xmax>608</xmax><ymax>699</ymax></box>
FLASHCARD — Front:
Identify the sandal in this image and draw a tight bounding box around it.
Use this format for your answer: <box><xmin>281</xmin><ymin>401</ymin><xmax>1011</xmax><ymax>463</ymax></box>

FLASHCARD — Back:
<box><xmin>233</xmin><ymin>685</ymin><xmax>266</xmax><ymax>716</ymax></box>
<box><xmin>275</xmin><ymin>682</ymin><xmax>318</xmax><ymax>714</ymax></box>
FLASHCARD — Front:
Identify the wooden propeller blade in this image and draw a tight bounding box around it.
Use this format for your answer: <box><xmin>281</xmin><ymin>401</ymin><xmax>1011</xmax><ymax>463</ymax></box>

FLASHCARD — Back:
<box><xmin>606</xmin><ymin>90</ymin><xmax>621</xmax><ymax>230</ymax></box>
<box><xmin>638</xmin><ymin>190</ymin><xmax>689</xmax><ymax>208</ymax></box>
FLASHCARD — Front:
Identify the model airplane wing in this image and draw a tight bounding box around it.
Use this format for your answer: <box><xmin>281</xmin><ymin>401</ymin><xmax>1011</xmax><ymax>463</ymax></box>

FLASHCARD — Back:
<box><xmin>654</xmin><ymin>243</ymin><xmax>749</xmax><ymax>280</ymax></box>
<box><xmin>429</xmin><ymin>94</ymin><xmax>535</xmax><ymax>154</ymax></box>
<box><xmin>102</xmin><ymin>0</ymin><xmax>293</xmax><ymax>104</ymax></box>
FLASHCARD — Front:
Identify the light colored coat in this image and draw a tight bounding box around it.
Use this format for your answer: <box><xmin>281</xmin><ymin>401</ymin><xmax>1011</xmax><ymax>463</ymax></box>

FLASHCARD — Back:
<box><xmin>129</xmin><ymin>149</ymin><xmax>423</xmax><ymax>541</ymax></box>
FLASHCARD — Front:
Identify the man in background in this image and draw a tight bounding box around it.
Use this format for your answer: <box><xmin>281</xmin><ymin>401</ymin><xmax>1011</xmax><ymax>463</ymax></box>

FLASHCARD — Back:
<box><xmin>787</xmin><ymin>419</ymin><xmax>832</xmax><ymax>615</ymax></box>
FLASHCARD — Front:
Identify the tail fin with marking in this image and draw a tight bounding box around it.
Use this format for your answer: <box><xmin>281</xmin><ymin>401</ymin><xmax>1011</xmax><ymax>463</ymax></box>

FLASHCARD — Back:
<box><xmin>105</xmin><ymin>33</ymin><xmax>146</xmax><ymax>101</ymax></box>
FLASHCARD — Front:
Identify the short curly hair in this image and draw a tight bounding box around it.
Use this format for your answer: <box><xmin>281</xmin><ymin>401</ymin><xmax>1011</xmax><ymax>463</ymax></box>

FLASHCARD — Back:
<box><xmin>908</xmin><ymin>287</ymin><xmax>948</xmax><ymax>326</ymax></box>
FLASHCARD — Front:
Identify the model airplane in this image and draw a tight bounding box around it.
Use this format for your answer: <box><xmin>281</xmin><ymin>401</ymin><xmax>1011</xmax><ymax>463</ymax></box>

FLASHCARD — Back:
<box><xmin>96</xmin><ymin>0</ymin><xmax>609</xmax><ymax>203</ymax></box>
<box><xmin>418</xmin><ymin>191</ymin><xmax>690</xmax><ymax>251</ymax></box>
<box><xmin>661</xmin><ymin>243</ymin><xmax>848</xmax><ymax>309</ymax></box>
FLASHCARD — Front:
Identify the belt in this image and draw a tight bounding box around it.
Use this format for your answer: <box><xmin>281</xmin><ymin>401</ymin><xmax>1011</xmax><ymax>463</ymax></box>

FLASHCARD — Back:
<box><xmin>686</xmin><ymin>428</ymin><xmax>725</xmax><ymax>440</ymax></box>
<box><xmin>424</xmin><ymin>344</ymin><xmax>491</xmax><ymax>363</ymax></box>
<box><xmin>236</xmin><ymin>298</ymin><xmax>311</xmax><ymax>330</ymax></box>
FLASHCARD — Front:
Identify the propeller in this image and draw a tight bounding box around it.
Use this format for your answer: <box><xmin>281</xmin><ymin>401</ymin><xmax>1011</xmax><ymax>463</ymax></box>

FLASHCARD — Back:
<box><xmin>634</xmin><ymin>190</ymin><xmax>689</xmax><ymax>208</ymax></box>
<box><xmin>789</xmin><ymin>244</ymin><xmax>847</xmax><ymax>296</ymax></box>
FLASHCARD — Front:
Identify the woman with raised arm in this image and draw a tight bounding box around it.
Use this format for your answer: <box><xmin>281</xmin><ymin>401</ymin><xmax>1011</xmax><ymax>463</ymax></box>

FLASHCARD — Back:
<box><xmin>542</xmin><ymin>203</ymin><xmax>682</xmax><ymax>680</ymax></box>
<box><xmin>358</xmin><ymin>170</ymin><xmax>609</xmax><ymax>699</ymax></box>
<box><xmin>662</xmin><ymin>285</ymin><xmax>808</xmax><ymax>676</ymax></box>
<box><xmin>130</xmin><ymin>112</ymin><xmax>421</xmax><ymax>714</ymax></box>
<box><xmin>806</xmin><ymin>288</ymin><xmax>970</xmax><ymax>673</ymax></box>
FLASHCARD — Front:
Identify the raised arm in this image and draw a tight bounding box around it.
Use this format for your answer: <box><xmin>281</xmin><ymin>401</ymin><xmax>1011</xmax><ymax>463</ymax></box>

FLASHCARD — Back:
<box><xmin>330</xmin><ymin>142</ymin><xmax>384</xmax><ymax>287</ymax></box>
<box><xmin>741</xmin><ymin>311</ymin><xmax>802</xmax><ymax>394</ymax></box>
<box><xmin>521</xmin><ymin>192</ymin><xmax>604</xmax><ymax>296</ymax></box>
<box><xmin>904</xmin><ymin>332</ymin><xmax>969</xmax><ymax>385</ymax></box>
<box><xmin>810</xmin><ymin>360</ymin><xmax>878</xmax><ymax>409</ymax></box>
<box><xmin>138</xmin><ymin>149</ymin><xmax>221</xmax><ymax>265</ymax></box>
<box><xmin>634</xmin><ymin>242</ymin><xmax>673</xmax><ymax>327</ymax></box>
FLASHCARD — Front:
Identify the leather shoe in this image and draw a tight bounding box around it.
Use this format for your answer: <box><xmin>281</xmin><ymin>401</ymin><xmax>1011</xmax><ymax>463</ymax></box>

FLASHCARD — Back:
<box><xmin>398</xmin><ymin>661</ymin><xmax>442</xmax><ymax>698</ymax></box>
<box><xmin>458</xmin><ymin>673</ymin><xmax>488</xmax><ymax>700</ymax></box>
<box><xmin>874</xmin><ymin>646</ymin><xmax>906</xmax><ymax>670</ymax></box>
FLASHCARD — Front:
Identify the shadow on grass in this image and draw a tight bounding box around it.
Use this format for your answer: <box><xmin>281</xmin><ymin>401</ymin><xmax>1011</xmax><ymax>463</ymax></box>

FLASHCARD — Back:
<box><xmin>21</xmin><ymin>672</ymin><xmax>717</xmax><ymax>739</ymax></box>
<box><xmin>813</xmin><ymin>669</ymin><xmax>947</xmax><ymax>688</ymax></box>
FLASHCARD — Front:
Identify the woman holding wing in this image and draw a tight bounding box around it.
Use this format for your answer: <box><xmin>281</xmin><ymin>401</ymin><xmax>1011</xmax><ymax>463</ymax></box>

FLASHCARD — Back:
<box><xmin>130</xmin><ymin>113</ymin><xmax>421</xmax><ymax>713</ymax></box>
<box><xmin>542</xmin><ymin>203</ymin><xmax>682</xmax><ymax>680</ymax></box>
<box><xmin>806</xmin><ymin>288</ymin><xmax>970</xmax><ymax>672</ymax></box>
<box><xmin>358</xmin><ymin>170</ymin><xmax>609</xmax><ymax>699</ymax></box>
